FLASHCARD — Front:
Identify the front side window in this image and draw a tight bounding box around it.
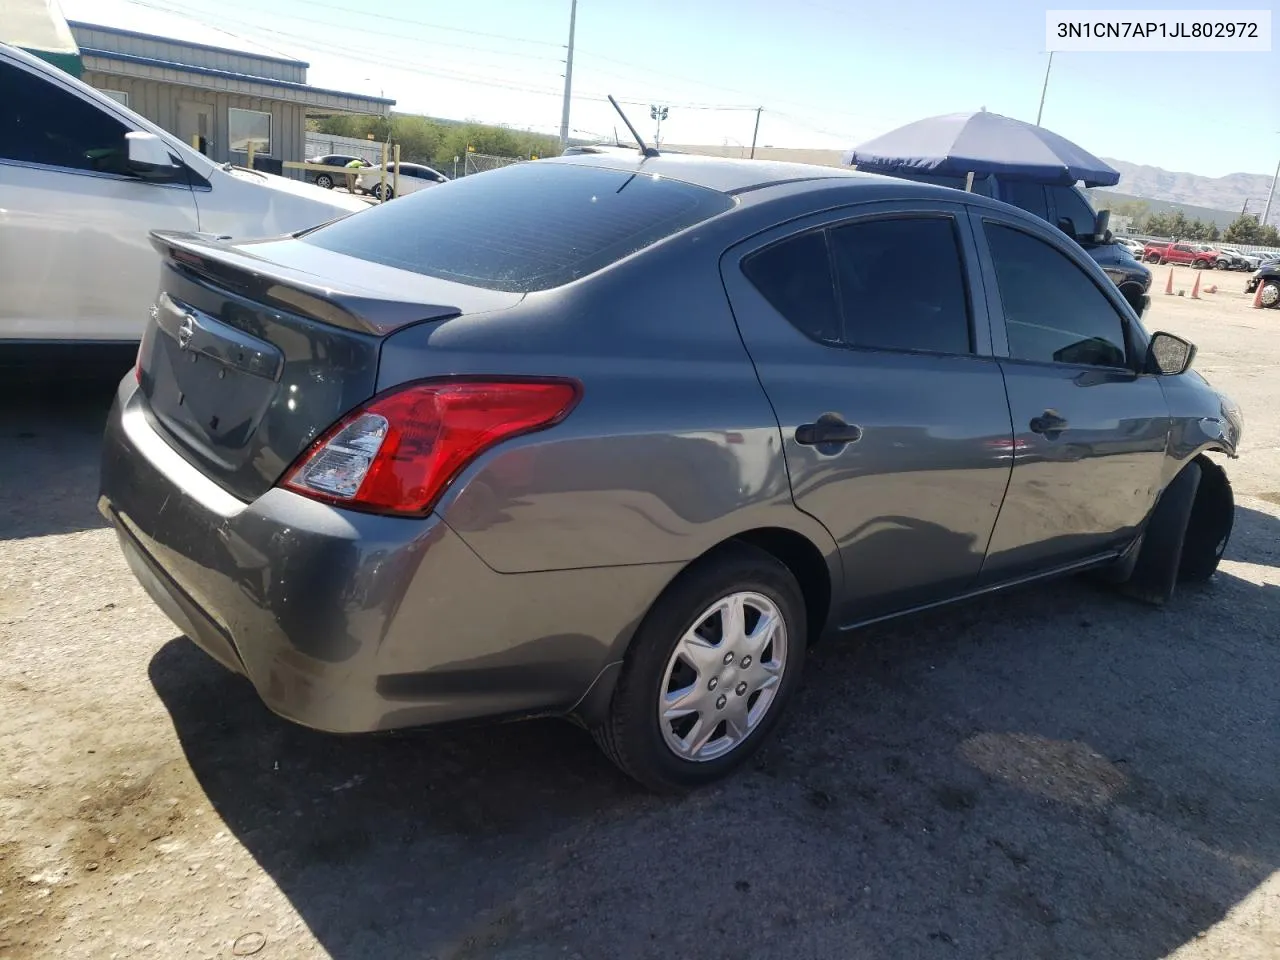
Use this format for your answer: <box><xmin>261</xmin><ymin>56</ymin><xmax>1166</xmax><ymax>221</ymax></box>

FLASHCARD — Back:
<box><xmin>1049</xmin><ymin>185</ymin><xmax>1097</xmax><ymax>238</ymax></box>
<box><xmin>828</xmin><ymin>217</ymin><xmax>972</xmax><ymax>355</ymax></box>
<box><xmin>0</xmin><ymin>61</ymin><xmax>131</xmax><ymax>174</ymax></box>
<box><xmin>228</xmin><ymin>107</ymin><xmax>272</xmax><ymax>156</ymax></box>
<box><xmin>984</xmin><ymin>222</ymin><xmax>1128</xmax><ymax>369</ymax></box>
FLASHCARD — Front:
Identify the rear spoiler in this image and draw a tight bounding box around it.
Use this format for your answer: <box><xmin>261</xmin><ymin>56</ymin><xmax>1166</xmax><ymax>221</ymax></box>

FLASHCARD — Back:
<box><xmin>149</xmin><ymin>231</ymin><xmax>462</xmax><ymax>336</ymax></box>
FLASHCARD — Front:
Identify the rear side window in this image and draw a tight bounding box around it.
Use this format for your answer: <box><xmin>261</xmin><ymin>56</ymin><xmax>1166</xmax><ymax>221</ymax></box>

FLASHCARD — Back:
<box><xmin>0</xmin><ymin>61</ymin><xmax>131</xmax><ymax>174</ymax></box>
<box><xmin>984</xmin><ymin>222</ymin><xmax>1128</xmax><ymax>368</ymax></box>
<box><xmin>829</xmin><ymin>217</ymin><xmax>972</xmax><ymax>355</ymax></box>
<box><xmin>1001</xmin><ymin>181</ymin><xmax>1049</xmax><ymax>222</ymax></box>
<box><xmin>302</xmin><ymin>162</ymin><xmax>735</xmax><ymax>292</ymax></box>
<box><xmin>741</xmin><ymin>231</ymin><xmax>840</xmax><ymax>343</ymax></box>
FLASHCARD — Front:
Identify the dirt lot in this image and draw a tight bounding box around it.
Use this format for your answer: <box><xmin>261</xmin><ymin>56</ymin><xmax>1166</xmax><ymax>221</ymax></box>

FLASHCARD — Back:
<box><xmin>1</xmin><ymin>266</ymin><xmax>1277</xmax><ymax>960</ymax></box>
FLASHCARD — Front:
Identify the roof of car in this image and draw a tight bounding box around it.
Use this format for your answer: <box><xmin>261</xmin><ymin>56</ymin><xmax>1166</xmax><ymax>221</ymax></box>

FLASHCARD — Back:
<box><xmin>541</xmin><ymin>151</ymin><xmax>874</xmax><ymax>195</ymax></box>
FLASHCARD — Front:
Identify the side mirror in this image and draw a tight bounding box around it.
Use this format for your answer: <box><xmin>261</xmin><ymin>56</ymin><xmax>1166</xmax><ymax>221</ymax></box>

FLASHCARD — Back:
<box><xmin>126</xmin><ymin>132</ymin><xmax>182</xmax><ymax>180</ymax></box>
<box><xmin>1056</xmin><ymin>217</ymin><xmax>1076</xmax><ymax>240</ymax></box>
<box><xmin>1092</xmin><ymin>208</ymin><xmax>1111</xmax><ymax>244</ymax></box>
<box><xmin>1146</xmin><ymin>331</ymin><xmax>1196</xmax><ymax>376</ymax></box>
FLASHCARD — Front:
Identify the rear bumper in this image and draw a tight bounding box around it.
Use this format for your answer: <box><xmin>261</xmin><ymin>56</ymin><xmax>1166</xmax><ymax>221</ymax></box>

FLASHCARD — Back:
<box><xmin>99</xmin><ymin>377</ymin><xmax>677</xmax><ymax>732</ymax></box>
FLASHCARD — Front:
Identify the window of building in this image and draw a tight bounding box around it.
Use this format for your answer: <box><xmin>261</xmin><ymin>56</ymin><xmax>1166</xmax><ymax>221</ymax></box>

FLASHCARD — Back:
<box><xmin>101</xmin><ymin>89</ymin><xmax>130</xmax><ymax>107</ymax></box>
<box><xmin>228</xmin><ymin>107</ymin><xmax>272</xmax><ymax>156</ymax></box>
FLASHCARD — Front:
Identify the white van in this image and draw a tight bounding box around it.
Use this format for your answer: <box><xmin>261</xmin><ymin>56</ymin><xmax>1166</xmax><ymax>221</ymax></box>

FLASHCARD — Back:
<box><xmin>0</xmin><ymin>43</ymin><xmax>369</xmax><ymax>365</ymax></box>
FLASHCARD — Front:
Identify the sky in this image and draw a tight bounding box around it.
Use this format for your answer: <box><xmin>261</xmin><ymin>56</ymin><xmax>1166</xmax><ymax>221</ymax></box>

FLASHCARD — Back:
<box><xmin>60</xmin><ymin>0</ymin><xmax>1279</xmax><ymax>178</ymax></box>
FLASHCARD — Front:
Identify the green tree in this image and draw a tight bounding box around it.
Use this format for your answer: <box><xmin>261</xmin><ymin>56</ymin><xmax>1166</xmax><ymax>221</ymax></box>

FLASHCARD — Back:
<box><xmin>1260</xmin><ymin>224</ymin><xmax>1280</xmax><ymax>246</ymax></box>
<box><xmin>1223</xmin><ymin>214</ymin><xmax>1262</xmax><ymax>244</ymax></box>
<box><xmin>1168</xmin><ymin>209</ymin><xmax>1190</xmax><ymax>238</ymax></box>
<box><xmin>1206</xmin><ymin>222</ymin><xmax>1221</xmax><ymax>242</ymax></box>
<box><xmin>1145</xmin><ymin>211</ymin><xmax>1173</xmax><ymax>236</ymax></box>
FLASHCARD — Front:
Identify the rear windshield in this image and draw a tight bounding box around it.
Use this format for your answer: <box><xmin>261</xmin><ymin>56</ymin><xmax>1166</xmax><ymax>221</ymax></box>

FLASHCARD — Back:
<box><xmin>301</xmin><ymin>161</ymin><xmax>735</xmax><ymax>292</ymax></box>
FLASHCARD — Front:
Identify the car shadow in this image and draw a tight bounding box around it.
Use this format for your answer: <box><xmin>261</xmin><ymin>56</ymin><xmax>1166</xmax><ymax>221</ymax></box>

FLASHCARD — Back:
<box><xmin>0</xmin><ymin>372</ymin><xmax>121</xmax><ymax>540</ymax></box>
<box><xmin>149</xmin><ymin>504</ymin><xmax>1280</xmax><ymax>959</ymax></box>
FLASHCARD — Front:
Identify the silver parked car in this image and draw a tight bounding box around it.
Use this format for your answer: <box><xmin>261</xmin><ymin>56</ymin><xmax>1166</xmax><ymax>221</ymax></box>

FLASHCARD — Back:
<box><xmin>99</xmin><ymin>154</ymin><xmax>1242</xmax><ymax>791</ymax></box>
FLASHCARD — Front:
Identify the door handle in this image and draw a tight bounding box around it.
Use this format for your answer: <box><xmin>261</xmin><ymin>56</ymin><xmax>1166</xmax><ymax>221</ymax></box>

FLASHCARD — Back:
<box><xmin>795</xmin><ymin>413</ymin><xmax>863</xmax><ymax>446</ymax></box>
<box><xmin>1029</xmin><ymin>410</ymin><xmax>1069</xmax><ymax>436</ymax></box>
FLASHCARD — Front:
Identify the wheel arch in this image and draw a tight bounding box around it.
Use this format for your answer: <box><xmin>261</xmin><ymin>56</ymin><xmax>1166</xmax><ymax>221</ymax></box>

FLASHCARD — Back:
<box><xmin>571</xmin><ymin>525</ymin><xmax>836</xmax><ymax>727</ymax></box>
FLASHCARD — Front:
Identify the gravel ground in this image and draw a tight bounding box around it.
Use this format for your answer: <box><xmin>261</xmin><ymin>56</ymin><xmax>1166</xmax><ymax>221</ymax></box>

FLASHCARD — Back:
<box><xmin>1</xmin><ymin>268</ymin><xmax>1277</xmax><ymax>960</ymax></box>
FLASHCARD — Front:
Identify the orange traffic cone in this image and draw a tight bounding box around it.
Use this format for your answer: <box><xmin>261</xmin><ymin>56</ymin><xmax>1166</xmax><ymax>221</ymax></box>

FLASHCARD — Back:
<box><xmin>1254</xmin><ymin>281</ymin><xmax>1267</xmax><ymax>308</ymax></box>
<box><xmin>1191</xmin><ymin>272</ymin><xmax>1202</xmax><ymax>299</ymax></box>
<box><xmin>1164</xmin><ymin>269</ymin><xmax>1174</xmax><ymax>295</ymax></box>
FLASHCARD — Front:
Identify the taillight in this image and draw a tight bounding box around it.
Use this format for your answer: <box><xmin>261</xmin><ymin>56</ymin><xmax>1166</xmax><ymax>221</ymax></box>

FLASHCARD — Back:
<box><xmin>281</xmin><ymin>378</ymin><xmax>581</xmax><ymax>516</ymax></box>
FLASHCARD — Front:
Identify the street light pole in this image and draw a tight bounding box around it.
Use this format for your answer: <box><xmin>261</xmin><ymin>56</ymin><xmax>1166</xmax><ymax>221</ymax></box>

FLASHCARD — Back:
<box><xmin>559</xmin><ymin>0</ymin><xmax>577</xmax><ymax>147</ymax></box>
<box><xmin>1263</xmin><ymin>153</ymin><xmax>1280</xmax><ymax>232</ymax></box>
<box><xmin>749</xmin><ymin>106</ymin><xmax>762</xmax><ymax>159</ymax></box>
<box><xmin>1036</xmin><ymin>51</ymin><xmax>1054</xmax><ymax>126</ymax></box>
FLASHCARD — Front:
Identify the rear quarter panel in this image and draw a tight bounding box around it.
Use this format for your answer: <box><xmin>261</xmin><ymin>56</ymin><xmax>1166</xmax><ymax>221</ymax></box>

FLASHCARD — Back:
<box><xmin>374</xmin><ymin>221</ymin><xmax>841</xmax><ymax>576</ymax></box>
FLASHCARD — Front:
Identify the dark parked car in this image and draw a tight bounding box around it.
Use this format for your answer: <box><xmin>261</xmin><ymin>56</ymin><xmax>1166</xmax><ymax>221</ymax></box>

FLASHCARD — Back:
<box><xmin>307</xmin><ymin>153</ymin><xmax>369</xmax><ymax>189</ymax></box>
<box><xmin>99</xmin><ymin>155</ymin><xmax>1242</xmax><ymax>791</ymax></box>
<box><xmin>876</xmin><ymin>172</ymin><xmax>1153</xmax><ymax>316</ymax></box>
<box><xmin>1245</xmin><ymin>260</ymin><xmax>1280</xmax><ymax>306</ymax></box>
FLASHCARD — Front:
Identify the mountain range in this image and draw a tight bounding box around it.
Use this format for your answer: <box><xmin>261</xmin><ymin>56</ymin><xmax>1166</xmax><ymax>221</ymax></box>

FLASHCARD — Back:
<box><xmin>1100</xmin><ymin>159</ymin><xmax>1277</xmax><ymax>226</ymax></box>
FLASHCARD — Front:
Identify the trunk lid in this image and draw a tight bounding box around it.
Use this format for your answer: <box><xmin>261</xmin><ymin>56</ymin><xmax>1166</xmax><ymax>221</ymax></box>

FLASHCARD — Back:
<box><xmin>139</xmin><ymin>231</ymin><xmax>521</xmax><ymax>501</ymax></box>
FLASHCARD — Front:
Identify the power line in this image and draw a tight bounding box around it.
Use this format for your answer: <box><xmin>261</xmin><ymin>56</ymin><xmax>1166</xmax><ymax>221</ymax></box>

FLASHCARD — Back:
<box><xmin>133</xmin><ymin>0</ymin><xmax>566</xmax><ymax>63</ymax></box>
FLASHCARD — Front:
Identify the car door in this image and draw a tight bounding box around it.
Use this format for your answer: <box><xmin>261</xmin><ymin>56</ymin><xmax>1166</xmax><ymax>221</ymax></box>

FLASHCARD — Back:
<box><xmin>722</xmin><ymin>202</ymin><xmax>1015</xmax><ymax>625</ymax></box>
<box><xmin>968</xmin><ymin>209</ymin><xmax>1171</xmax><ymax>581</ymax></box>
<box><xmin>0</xmin><ymin>56</ymin><xmax>199</xmax><ymax>343</ymax></box>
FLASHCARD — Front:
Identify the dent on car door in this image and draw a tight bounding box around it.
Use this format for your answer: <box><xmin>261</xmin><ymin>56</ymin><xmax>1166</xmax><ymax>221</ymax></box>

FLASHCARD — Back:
<box><xmin>0</xmin><ymin>59</ymin><xmax>198</xmax><ymax>342</ymax></box>
<box><xmin>723</xmin><ymin>205</ymin><xmax>1015</xmax><ymax>625</ymax></box>
<box><xmin>970</xmin><ymin>212</ymin><xmax>1172</xmax><ymax>580</ymax></box>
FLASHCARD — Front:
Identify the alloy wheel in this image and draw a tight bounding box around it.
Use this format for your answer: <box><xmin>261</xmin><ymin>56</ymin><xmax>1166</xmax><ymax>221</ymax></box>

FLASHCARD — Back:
<box><xmin>657</xmin><ymin>591</ymin><xmax>787</xmax><ymax>762</ymax></box>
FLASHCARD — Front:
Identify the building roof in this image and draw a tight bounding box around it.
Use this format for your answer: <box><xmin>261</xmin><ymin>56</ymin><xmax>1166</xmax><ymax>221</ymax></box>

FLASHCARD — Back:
<box><xmin>79</xmin><ymin>46</ymin><xmax>395</xmax><ymax>113</ymax></box>
<box><xmin>59</xmin><ymin>0</ymin><xmax>302</xmax><ymax>64</ymax></box>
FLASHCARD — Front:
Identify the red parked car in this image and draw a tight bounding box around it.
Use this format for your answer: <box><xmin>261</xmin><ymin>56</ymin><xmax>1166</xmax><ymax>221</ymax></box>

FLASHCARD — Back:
<box><xmin>1142</xmin><ymin>241</ymin><xmax>1218</xmax><ymax>269</ymax></box>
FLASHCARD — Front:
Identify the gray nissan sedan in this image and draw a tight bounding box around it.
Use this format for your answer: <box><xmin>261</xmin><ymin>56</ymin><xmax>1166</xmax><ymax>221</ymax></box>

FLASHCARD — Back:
<box><xmin>99</xmin><ymin>153</ymin><xmax>1243</xmax><ymax>792</ymax></box>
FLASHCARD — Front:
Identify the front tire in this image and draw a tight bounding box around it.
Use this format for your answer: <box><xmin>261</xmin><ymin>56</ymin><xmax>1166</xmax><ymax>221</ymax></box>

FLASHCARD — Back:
<box><xmin>371</xmin><ymin>183</ymin><xmax>393</xmax><ymax>201</ymax></box>
<box><xmin>315</xmin><ymin>174</ymin><xmax>334</xmax><ymax>189</ymax></box>
<box><xmin>1260</xmin><ymin>280</ymin><xmax>1280</xmax><ymax>308</ymax></box>
<box><xmin>593</xmin><ymin>543</ymin><xmax>807</xmax><ymax>792</ymax></box>
<box><xmin>1180</xmin><ymin>457</ymin><xmax>1234</xmax><ymax>583</ymax></box>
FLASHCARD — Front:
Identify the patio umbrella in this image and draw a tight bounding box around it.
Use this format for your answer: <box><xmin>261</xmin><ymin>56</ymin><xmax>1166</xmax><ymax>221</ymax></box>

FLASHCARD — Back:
<box><xmin>844</xmin><ymin>110</ymin><xmax>1120</xmax><ymax>188</ymax></box>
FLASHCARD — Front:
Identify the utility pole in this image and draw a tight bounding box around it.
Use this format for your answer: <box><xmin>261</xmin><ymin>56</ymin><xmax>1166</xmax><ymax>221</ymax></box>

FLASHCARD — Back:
<box><xmin>749</xmin><ymin>107</ymin><xmax>762</xmax><ymax>159</ymax></box>
<box><xmin>558</xmin><ymin>0</ymin><xmax>577</xmax><ymax>147</ymax></box>
<box><xmin>1035</xmin><ymin>51</ymin><xmax>1054</xmax><ymax>126</ymax></box>
<box><xmin>1263</xmin><ymin>154</ymin><xmax>1280</xmax><ymax>231</ymax></box>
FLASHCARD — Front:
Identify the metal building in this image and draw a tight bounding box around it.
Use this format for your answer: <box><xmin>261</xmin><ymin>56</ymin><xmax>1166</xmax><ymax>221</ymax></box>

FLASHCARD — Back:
<box><xmin>61</xmin><ymin>6</ymin><xmax>392</xmax><ymax>175</ymax></box>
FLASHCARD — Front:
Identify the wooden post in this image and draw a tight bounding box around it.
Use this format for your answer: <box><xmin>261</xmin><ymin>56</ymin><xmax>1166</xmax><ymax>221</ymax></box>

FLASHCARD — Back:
<box><xmin>247</xmin><ymin>141</ymin><xmax>255</xmax><ymax>171</ymax></box>
<box><xmin>393</xmin><ymin>144</ymin><xmax>401</xmax><ymax>199</ymax></box>
<box><xmin>191</xmin><ymin>134</ymin><xmax>200</xmax><ymax>150</ymax></box>
<box><xmin>379</xmin><ymin>140</ymin><xmax>388</xmax><ymax>201</ymax></box>
<box><xmin>964</xmin><ymin>171</ymin><xmax>974</xmax><ymax>193</ymax></box>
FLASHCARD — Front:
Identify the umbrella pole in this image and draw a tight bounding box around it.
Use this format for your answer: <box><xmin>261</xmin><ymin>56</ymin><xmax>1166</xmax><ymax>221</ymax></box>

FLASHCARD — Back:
<box><xmin>964</xmin><ymin>171</ymin><xmax>974</xmax><ymax>193</ymax></box>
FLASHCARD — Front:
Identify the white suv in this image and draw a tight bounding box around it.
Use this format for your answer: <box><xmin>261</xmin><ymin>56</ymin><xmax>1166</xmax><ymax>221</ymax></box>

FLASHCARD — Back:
<box><xmin>0</xmin><ymin>43</ymin><xmax>368</xmax><ymax>364</ymax></box>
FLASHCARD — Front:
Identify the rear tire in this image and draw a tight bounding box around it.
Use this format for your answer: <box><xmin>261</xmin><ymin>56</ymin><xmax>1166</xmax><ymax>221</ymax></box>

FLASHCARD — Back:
<box><xmin>1260</xmin><ymin>280</ymin><xmax>1280</xmax><ymax>309</ymax></box>
<box><xmin>315</xmin><ymin>174</ymin><xmax>334</xmax><ymax>189</ymax></box>
<box><xmin>592</xmin><ymin>543</ymin><xmax>807</xmax><ymax>793</ymax></box>
<box><xmin>1180</xmin><ymin>457</ymin><xmax>1234</xmax><ymax>583</ymax></box>
<box><xmin>372</xmin><ymin>183</ymin><xmax>393</xmax><ymax>201</ymax></box>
